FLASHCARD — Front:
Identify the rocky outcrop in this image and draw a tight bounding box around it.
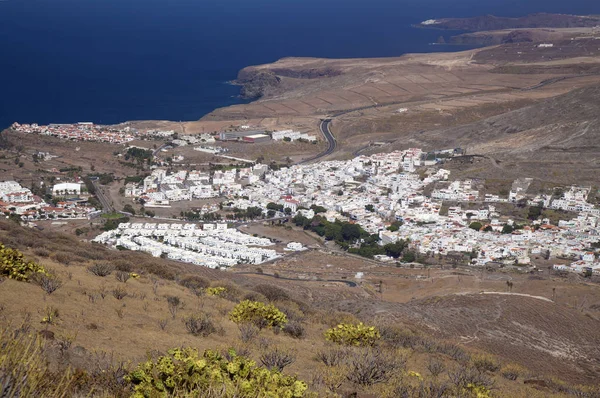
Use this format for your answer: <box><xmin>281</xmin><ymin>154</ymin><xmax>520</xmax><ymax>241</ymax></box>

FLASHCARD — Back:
<box><xmin>235</xmin><ymin>65</ymin><xmax>343</xmax><ymax>99</ymax></box>
<box><xmin>236</xmin><ymin>69</ymin><xmax>282</xmax><ymax>99</ymax></box>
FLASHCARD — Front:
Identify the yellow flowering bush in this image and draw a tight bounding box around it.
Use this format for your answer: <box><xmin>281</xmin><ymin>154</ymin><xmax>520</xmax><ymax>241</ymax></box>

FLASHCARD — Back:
<box><xmin>125</xmin><ymin>347</ymin><xmax>307</xmax><ymax>398</ymax></box>
<box><xmin>466</xmin><ymin>383</ymin><xmax>492</xmax><ymax>398</ymax></box>
<box><xmin>206</xmin><ymin>286</ymin><xmax>227</xmax><ymax>296</ymax></box>
<box><xmin>229</xmin><ymin>300</ymin><xmax>287</xmax><ymax>328</ymax></box>
<box><xmin>0</xmin><ymin>243</ymin><xmax>47</xmax><ymax>281</ymax></box>
<box><xmin>325</xmin><ymin>322</ymin><xmax>381</xmax><ymax>346</ymax></box>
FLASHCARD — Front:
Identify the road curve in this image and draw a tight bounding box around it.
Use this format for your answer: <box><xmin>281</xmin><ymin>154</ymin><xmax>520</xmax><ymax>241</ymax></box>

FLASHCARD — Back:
<box><xmin>297</xmin><ymin>74</ymin><xmax>600</xmax><ymax>166</ymax></box>
<box><xmin>297</xmin><ymin>119</ymin><xmax>336</xmax><ymax>164</ymax></box>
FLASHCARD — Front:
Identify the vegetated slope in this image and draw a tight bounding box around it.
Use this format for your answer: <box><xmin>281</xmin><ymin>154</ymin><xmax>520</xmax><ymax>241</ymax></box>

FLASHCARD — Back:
<box><xmin>394</xmin><ymin>83</ymin><xmax>600</xmax><ymax>184</ymax></box>
<box><xmin>2</xmin><ymin>219</ymin><xmax>599</xmax><ymax>397</ymax></box>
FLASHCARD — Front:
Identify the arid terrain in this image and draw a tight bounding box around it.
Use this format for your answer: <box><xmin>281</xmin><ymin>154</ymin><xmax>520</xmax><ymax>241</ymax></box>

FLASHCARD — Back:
<box><xmin>3</xmin><ymin>13</ymin><xmax>600</xmax><ymax>398</ymax></box>
<box><xmin>2</xmin><ymin>219</ymin><xmax>600</xmax><ymax>397</ymax></box>
<box><xmin>195</xmin><ymin>27</ymin><xmax>600</xmax><ymax>184</ymax></box>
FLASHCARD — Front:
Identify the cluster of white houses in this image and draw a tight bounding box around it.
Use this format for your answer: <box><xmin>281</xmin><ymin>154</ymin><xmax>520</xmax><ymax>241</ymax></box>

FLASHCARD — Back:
<box><xmin>124</xmin><ymin>147</ymin><xmax>600</xmax><ymax>272</ymax></box>
<box><xmin>11</xmin><ymin>122</ymin><xmax>174</xmax><ymax>144</ymax></box>
<box><xmin>92</xmin><ymin>222</ymin><xmax>279</xmax><ymax>268</ymax></box>
<box><xmin>125</xmin><ymin>165</ymin><xmax>270</xmax><ymax>205</ymax></box>
<box><xmin>0</xmin><ymin>180</ymin><xmax>95</xmax><ymax>220</ymax></box>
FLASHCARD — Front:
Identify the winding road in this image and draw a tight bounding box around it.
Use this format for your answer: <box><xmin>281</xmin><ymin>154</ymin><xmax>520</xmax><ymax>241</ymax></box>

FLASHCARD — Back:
<box><xmin>297</xmin><ymin>119</ymin><xmax>336</xmax><ymax>164</ymax></box>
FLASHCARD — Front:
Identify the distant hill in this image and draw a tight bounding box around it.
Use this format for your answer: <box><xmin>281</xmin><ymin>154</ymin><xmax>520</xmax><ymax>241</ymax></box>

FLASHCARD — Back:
<box><xmin>417</xmin><ymin>13</ymin><xmax>600</xmax><ymax>31</ymax></box>
<box><xmin>392</xmin><ymin>84</ymin><xmax>600</xmax><ymax>184</ymax></box>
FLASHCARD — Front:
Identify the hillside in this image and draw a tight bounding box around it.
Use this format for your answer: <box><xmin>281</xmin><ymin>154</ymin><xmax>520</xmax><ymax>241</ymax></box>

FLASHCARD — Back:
<box><xmin>385</xmin><ymin>84</ymin><xmax>600</xmax><ymax>184</ymax></box>
<box><xmin>2</xmin><ymin>219</ymin><xmax>600</xmax><ymax>397</ymax></box>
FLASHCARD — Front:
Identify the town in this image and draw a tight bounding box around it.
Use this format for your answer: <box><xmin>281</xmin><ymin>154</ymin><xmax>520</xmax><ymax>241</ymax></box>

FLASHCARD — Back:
<box><xmin>0</xmin><ymin>179</ymin><xmax>97</xmax><ymax>220</ymax></box>
<box><xmin>114</xmin><ymin>148</ymin><xmax>600</xmax><ymax>274</ymax></box>
<box><xmin>10</xmin><ymin>122</ymin><xmax>317</xmax><ymax>146</ymax></box>
<box><xmin>2</xmin><ymin>141</ymin><xmax>599</xmax><ymax>274</ymax></box>
<box><xmin>11</xmin><ymin>122</ymin><xmax>175</xmax><ymax>144</ymax></box>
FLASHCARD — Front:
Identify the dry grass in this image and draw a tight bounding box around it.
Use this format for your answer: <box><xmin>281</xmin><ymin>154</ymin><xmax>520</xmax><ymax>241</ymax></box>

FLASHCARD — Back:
<box><xmin>0</xmin><ymin>219</ymin><xmax>599</xmax><ymax>396</ymax></box>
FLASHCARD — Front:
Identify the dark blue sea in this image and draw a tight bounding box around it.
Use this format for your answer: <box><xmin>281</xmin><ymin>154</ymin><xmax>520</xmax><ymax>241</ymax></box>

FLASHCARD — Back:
<box><xmin>1</xmin><ymin>0</ymin><xmax>599</xmax><ymax>129</ymax></box>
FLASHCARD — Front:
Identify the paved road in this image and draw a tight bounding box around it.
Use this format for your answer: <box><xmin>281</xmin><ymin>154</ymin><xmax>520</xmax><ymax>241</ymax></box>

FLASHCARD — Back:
<box><xmin>153</xmin><ymin>143</ymin><xmax>167</xmax><ymax>156</ymax></box>
<box><xmin>295</xmin><ymin>74</ymin><xmax>600</xmax><ymax>165</ymax></box>
<box><xmin>90</xmin><ymin>178</ymin><xmax>114</xmax><ymax>213</ymax></box>
<box><xmin>297</xmin><ymin>119</ymin><xmax>336</xmax><ymax>164</ymax></box>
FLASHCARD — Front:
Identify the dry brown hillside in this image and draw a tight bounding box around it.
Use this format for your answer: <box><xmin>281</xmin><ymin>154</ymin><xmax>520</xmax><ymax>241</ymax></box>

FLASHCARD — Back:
<box><xmin>2</xmin><ymin>219</ymin><xmax>600</xmax><ymax>397</ymax></box>
<box><xmin>383</xmin><ymin>84</ymin><xmax>600</xmax><ymax>184</ymax></box>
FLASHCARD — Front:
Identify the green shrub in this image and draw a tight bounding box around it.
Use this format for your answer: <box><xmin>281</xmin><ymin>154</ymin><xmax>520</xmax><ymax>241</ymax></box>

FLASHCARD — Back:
<box><xmin>206</xmin><ymin>286</ymin><xmax>227</xmax><ymax>296</ymax></box>
<box><xmin>125</xmin><ymin>347</ymin><xmax>307</xmax><ymax>397</ymax></box>
<box><xmin>229</xmin><ymin>300</ymin><xmax>287</xmax><ymax>329</ymax></box>
<box><xmin>325</xmin><ymin>322</ymin><xmax>381</xmax><ymax>347</ymax></box>
<box><xmin>0</xmin><ymin>243</ymin><xmax>47</xmax><ymax>281</ymax></box>
<box><xmin>469</xmin><ymin>221</ymin><xmax>483</xmax><ymax>231</ymax></box>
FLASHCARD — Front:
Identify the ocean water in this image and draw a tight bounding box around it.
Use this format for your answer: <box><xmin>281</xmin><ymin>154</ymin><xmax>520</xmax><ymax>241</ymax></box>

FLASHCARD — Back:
<box><xmin>1</xmin><ymin>0</ymin><xmax>599</xmax><ymax>129</ymax></box>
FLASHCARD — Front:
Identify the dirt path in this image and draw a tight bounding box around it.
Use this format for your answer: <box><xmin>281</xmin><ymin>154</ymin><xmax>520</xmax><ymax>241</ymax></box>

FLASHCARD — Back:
<box><xmin>480</xmin><ymin>291</ymin><xmax>554</xmax><ymax>302</ymax></box>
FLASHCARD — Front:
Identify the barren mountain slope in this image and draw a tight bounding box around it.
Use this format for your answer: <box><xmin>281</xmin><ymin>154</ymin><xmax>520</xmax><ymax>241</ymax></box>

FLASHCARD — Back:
<box><xmin>203</xmin><ymin>49</ymin><xmax>572</xmax><ymax>121</ymax></box>
<box><xmin>395</xmin><ymin>294</ymin><xmax>600</xmax><ymax>385</ymax></box>
<box><xmin>326</xmin><ymin>293</ymin><xmax>600</xmax><ymax>385</ymax></box>
<box><xmin>385</xmin><ymin>84</ymin><xmax>600</xmax><ymax>183</ymax></box>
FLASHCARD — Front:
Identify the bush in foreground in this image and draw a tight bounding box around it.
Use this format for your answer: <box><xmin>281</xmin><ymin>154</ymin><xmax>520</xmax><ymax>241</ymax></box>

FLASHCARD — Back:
<box><xmin>325</xmin><ymin>322</ymin><xmax>381</xmax><ymax>347</ymax></box>
<box><xmin>125</xmin><ymin>347</ymin><xmax>307</xmax><ymax>397</ymax></box>
<box><xmin>346</xmin><ymin>347</ymin><xmax>407</xmax><ymax>386</ymax></box>
<box><xmin>229</xmin><ymin>300</ymin><xmax>287</xmax><ymax>329</ymax></box>
<box><xmin>0</xmin><ymin>327</ymin><xmax>72</xmax><ymax>396</ymax></box>
<box><xmin>259</xmin><ymin>346</ymin><xmax>297</xmax><ymax>372</ymax></box>
<box><xmin>0</xmin><ymin>243</ymin><xmax>47</xmax><ymax>281</ymax></box>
